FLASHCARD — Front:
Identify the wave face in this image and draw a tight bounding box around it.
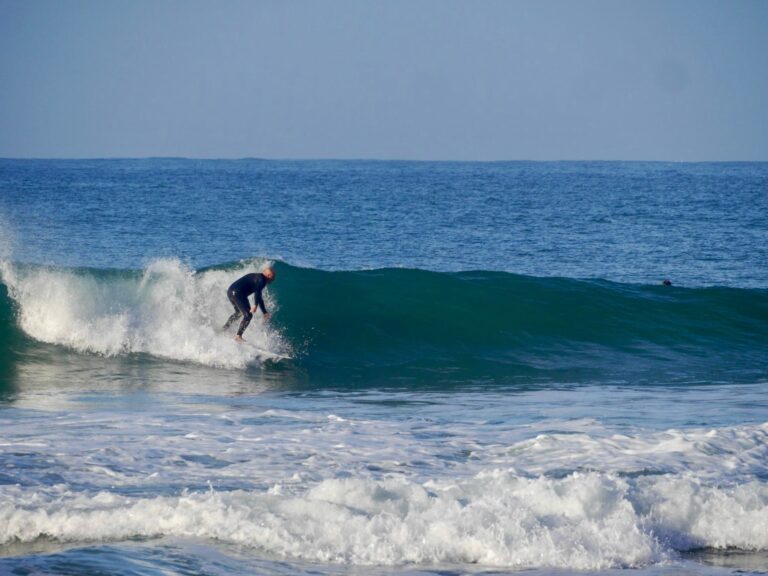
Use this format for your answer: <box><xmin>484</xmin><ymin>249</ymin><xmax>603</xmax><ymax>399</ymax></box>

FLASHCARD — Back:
<box><xmin>2</xmin><ymin>259</ymin><xmax>767</xmax><ymax>382</ymax></box>
<box><xmin>275</xmin><ymin>264</ymin><xmax>768</xmax><ymax>384</ymax></box>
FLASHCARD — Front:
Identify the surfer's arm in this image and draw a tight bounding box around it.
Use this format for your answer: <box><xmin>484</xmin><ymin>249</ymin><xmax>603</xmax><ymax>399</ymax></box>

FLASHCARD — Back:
<box><xmin>254</xmin><ymin>292</ymin><xmax>268</xmax><ymax>315</ymax></box>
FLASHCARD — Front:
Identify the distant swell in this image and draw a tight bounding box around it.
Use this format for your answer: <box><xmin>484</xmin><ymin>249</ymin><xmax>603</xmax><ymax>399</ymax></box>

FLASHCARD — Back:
<box><xmin>2</xmin><ymin>259</ymin><xmax>767</xmax><ymax>383</ymax></box>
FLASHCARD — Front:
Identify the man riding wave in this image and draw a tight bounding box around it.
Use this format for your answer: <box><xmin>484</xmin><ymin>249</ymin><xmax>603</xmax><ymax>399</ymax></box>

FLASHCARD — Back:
<box><xmin>223</xmin><ymin>267</ymin><xmax>275</xmax><ymax>342</ymax></box>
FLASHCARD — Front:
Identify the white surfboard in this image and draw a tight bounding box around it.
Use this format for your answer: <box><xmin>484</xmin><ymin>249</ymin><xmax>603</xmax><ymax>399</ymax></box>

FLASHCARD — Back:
<box><xmin>251</xmin><ymin>346</ymin><xmax>292</xmax><ymax>362</ymax></box>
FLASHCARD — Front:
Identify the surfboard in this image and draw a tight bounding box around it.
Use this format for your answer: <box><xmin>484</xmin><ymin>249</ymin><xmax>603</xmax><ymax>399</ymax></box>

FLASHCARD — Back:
<box><xmin>251</xmin><ymin>346</ymin><xmax>292</xmax><ymax>362</ymax></box>
<box><xmin>218</xmin><ymin>329</ymin><xmax>291</xmax><ymax>361</ymax></box>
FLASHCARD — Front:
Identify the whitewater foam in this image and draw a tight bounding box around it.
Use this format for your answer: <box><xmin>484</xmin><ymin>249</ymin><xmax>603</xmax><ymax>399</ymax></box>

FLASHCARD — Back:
<box><xmin>2</xmin><ymin>388</ymin><xmax>767</xmax><ymax>570</ymax></box>
<box><xmin>487</xmin><ymin>423</ymin><xmax>768</xmax><ymax>480</ymax></box>
<box><xmin>0</xmin><ymin>258</ymin><xmax>290</xmax><ymax>368</ymax></box>
<box><xmin>1</xmin><ymin>471</ymin><xmax>767</xmax><ymax>569</ymax></box>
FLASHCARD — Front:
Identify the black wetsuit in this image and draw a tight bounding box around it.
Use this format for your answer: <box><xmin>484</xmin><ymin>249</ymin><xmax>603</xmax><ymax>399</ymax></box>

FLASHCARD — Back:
<box><xmin>223</xmin><ymin>273</ymin><xmax>269</xmax><ymax>336</ymax></box>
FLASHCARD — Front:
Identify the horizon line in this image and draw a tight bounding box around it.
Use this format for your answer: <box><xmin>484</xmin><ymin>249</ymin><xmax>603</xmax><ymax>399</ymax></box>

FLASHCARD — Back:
<box><xmin>1</xmin><ymin>156</ymin><xmax>767</xmax><ymax>164</ymax></box>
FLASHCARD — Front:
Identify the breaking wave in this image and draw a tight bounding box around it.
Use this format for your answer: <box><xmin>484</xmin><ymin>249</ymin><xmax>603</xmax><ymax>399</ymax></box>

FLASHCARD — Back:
<box><xmin>1</xmin><ymin>259</ymin><xmax>766</xmax><ymax>382</ymax></box>
<box><xmin>1</xmin><ymin>471</ymin><xmax>767</xmax><ymax>569</ymax></box>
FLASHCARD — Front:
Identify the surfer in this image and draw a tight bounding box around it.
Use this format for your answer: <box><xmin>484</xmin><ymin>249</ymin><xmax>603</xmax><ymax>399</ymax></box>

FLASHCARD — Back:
<box><xmin>223</xmin><ymin>268</ymin><xmax>276</xmax><ymax>342</ymax></box>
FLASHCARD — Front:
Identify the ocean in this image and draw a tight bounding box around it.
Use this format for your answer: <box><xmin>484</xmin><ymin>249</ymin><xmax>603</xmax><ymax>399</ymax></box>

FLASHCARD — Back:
<box><xmin>0</xmin><ymin>159</ymin><xmax>766</xmax><ymax>575</ymax></box>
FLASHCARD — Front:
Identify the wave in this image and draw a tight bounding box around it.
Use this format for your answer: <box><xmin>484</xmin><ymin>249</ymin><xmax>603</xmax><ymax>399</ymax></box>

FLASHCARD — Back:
<box><xmin>1</xmin><ymin>259</ymin><xmax>767</xmax><ymax>382</ymax></box>
<box><xmin>1</xmin><ymin>471</ymin><xmax>767</xmax><ymax>568</ymax></box>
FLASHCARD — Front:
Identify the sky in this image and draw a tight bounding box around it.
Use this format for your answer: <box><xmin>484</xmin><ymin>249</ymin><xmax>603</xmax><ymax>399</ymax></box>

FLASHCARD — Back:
<box><xmin>1</xmin><ymin>0</ymin><xmax>767</xmax><ymax>161</ymax></box>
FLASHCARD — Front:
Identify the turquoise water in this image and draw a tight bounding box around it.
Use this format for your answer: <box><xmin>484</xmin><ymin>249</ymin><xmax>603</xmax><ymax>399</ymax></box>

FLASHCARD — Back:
<box><xmin>0</xmin><ymin>160</ymin><xmax>767</xmax><ymax>575</ymax></box>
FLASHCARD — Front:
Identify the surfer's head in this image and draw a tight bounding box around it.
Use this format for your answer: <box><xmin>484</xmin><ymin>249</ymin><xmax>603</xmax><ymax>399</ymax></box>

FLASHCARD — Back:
<box><xmin>263</xmin><ymin>267</ymin><xmax>276</xmax><ymax>283</ymax></box>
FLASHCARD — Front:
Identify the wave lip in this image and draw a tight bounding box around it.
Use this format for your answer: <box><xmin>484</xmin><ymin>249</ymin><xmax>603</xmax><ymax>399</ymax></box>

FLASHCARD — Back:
<box><xmin>2</xmin><ymin>471</ymin><xmax>766</xmax><ymax>569</ymax></box>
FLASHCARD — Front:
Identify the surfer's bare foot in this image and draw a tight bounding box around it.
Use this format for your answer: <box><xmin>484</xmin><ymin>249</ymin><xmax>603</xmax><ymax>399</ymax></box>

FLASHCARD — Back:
<box><xmin>234</xmin><ymin>335</ymin><xmax>244</xmax><ymax>342</ymax></box>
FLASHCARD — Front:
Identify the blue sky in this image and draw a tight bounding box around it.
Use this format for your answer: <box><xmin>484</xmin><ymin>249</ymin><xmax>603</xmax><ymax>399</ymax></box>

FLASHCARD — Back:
<box><xmin>1</xmin><ymin>0</ymin><xmax>766</xmax><ymax>160</ymax></box>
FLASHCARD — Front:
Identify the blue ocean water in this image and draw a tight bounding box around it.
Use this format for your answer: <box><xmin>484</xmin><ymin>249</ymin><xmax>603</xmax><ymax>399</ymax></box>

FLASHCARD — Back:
<box><xmin>0</xmin><ymin>159</ymin><xmax>767</xmax><ymax>575</ymax></box>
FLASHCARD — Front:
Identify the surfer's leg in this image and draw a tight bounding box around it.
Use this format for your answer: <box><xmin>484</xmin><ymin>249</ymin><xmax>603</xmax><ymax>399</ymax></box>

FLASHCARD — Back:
<box><xmin>224</xmin><ymin>290</ymin><xmax>248</xmax><ymax>331</ymax></box>
<box><xmin>227</xmin><ymin>290</ymin><xmax>253</xmax><ymax>337</ymax></box>
<box><xmin>223</xmin><ymin>307</ymin><xmax>241</xmax><ymax>330</ymax></box>
<box><xmin>237</xmin><ymin>310</ymin><xmax>253</xmax><ymax>337</ymax></box>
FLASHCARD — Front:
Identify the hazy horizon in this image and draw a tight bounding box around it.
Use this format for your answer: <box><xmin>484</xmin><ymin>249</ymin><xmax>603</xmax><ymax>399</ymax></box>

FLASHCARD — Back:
<box><xmin>3</xmin><ymin>156</ymin><xmax>768</xmax><ymax>163</ymax></box>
